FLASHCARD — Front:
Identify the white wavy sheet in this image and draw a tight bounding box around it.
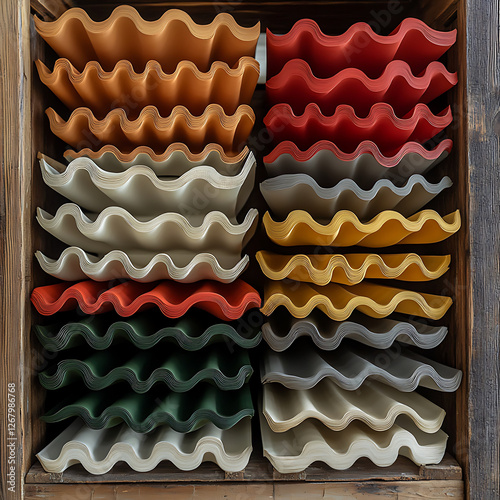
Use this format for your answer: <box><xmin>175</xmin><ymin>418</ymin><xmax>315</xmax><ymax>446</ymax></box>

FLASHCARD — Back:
<box><xmin>260</xmin><ymin>174</ymin><xmax>452</xmax><ymax>220</ymax></box>
<box><xmin>37</xmin><ymin>418</ymin><xmax>252</xmax><ymax>474</ymax></box>
<box><xmin>260</xmin><ymin>413</ymin><xmax>447</xmax><ymax>473</ymax></box>
<box><xmin>64</xmin><ymin>146</ymin><xmax>250</xmax><ymax>175</ymax></box>
<box><xmin>261</xmin><ymin>343</ymin><xmax>462</xmax><ymax>392</ymax></box>
<box><xmin>263</xmin><ymin>379</ymin><xmax>445</xmax><ymax>433</ymax></box>
<box><xmin>265</xmin><ymin>149</ymin><xmax>449</xmax><ymax>188</ymax></box>
<box><xmin>262</xmin><ymin>311</ymin><xmax>448</xmax><ymax>351</ymax></box>
<box><xmin>40</xmin><ymin>153</ymin><xmax>256</xmax><ymax>218</ymax></box>
<box><xmin>36</xmin><ymin>247</ymin><xmax>249</xmax><ymax>283</ymax></box>
<box><xmin>36</xmin><ymin>204</ymin><xmax>258</xmax><ymax>257</ymax></box>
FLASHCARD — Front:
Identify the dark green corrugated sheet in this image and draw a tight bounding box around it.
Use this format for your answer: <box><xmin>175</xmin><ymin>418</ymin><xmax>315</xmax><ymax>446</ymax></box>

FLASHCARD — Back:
<box><xmin>34</xmin><ymin>311</ymin><xmax>261</xmax><ymax>351</ymax></box>
<box><xmin>39</xmin><ymin>344</ymin><xmax>253</xmax><ymax>392</ymax></box>
<box><xmin>42</xmin><ymin>384</ymin><xmax>254</xmax><ymax>433</ymax></box>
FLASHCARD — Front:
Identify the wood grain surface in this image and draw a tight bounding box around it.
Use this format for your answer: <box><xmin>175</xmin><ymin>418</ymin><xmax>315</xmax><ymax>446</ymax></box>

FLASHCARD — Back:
<box><xmin>0</xmin><ymin>0</ymin><xmax>31</xmax><ymax>499</ymax></box>
<box><xmin>24</xmin><ymin>480</ymin><xmax>464</xmax><ymax>500</ymax></box>
<box><xmin>26</xmin><ymin>454</ymin><xmax>462</xmax><ymax>484</ymax></box>
<box><xmin>464</xmin><ymin>0</ymin><xmax>500</xmax><ymax>499</ymax></box>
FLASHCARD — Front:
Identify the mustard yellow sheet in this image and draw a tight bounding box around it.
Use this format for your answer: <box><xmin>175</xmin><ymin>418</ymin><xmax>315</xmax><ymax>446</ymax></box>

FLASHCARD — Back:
<box><xmin>262</xmin><ymin>209</ymin><xmax>461</xmax><ymax>247</ymax></box>
<box><xmin>256</xmin><ymin>251</ymin><xmax>451</xmax><ymax>285</ymax></box>
<box><xmin>261</xmin><ymin>281</ymin><xmax>452</xmax><ymax>320</ymax></box>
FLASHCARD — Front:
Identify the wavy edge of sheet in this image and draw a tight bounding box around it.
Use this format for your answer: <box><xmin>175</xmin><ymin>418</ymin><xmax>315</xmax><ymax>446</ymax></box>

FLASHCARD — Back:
<box><xmin>36</xmin><ymin>248</ymin><xmax>250</xmax><ymax>283</ymax></box>
<box><xmin>31</xmin><ymin>279</ymin><xmax>262</xmax><ymax>319</ymax></box>
<box><xmin>39</xmin><ymin>152</ymin><xmax>256</xmax><ymax>217</ymax></box>
<box><xmin>39</xmin><ymin>357</ymin><xmax>253</xmax><ymax>393</ymax></box>
<box><xmin>264</xmin><ymin>102</ymin><xmax>452</xmax><ymax>136</ymax></box>
<box><xmin>41</xmin><ymin>152</ymin><xmax>255</xmax><ymax>188</ymax></box>
<box><xmin>35</xmin><ymin>6</ymin><xmax>260</xmax><ymax>39</ymax></box>
<box><xmin>262</xmin><ymin>209</ymin><xmax>461</xmax><ymax>247</ymax></box>
<box><xmin>256</xmin><ymin>251</ymin><xmax>451</xmax><ymax>285</ymax></box>
<box><xmin>266</xmin><ymin>17</ymin><xmax>456</xmax><ymax>60</ymax></box>
<box><xmin>266</xmin><ymin>59</ymin><xmax>457</xmax><ymax>99</ymax></box>
<box><xmin>267</xmin><ymin>18</ymin><xmax>456</xmax><ymax>48</ymax></box>
<box><xmin>261</xmin><ymin>345</ymin><xmax>463</xmax><ymax>392</ymax></box>
<box><xmin>42</xmin><ymin>405</ymin><xmax>254</xmax><ymax>434</ymax></box>
<box><xmin>63</xmin><ymin>144</ymin><xmax>249</xmax><ymax>167</ymax></box>
<box><xmin>37</xmin><ymin>204</ymin><xmax>258</xmax><ymax>249</ymax></box>
<box><xmin>260</xmin><ymin>413</ymin><xmax>448</xmax><ymax>473</ymax></box>
<box><xmin>34</xmin><ymin>314</ymin><xmax>262</xmax><ymax>352</ymax></box>
<box><xmin>41</xmin><ymin>384</ymin><xmax>254</xmax><ymax>432</ymax></box>
<box><xmin>46</xmin><ymin>103</ymin><xmax>255</xmax><ymax>136</ymax></box>
<box><xmin>261</xmin><ymin>281</ymin><xmax>452</xmax><ymax>320</ymax></box>
<box><xmin>37</xmin><ymin>418</ymin><xmax>252</xmax><ymax>474</ymax></box>
<box><xmin>37</xmin><ymin>57</ymin><xmax>260</xmax><ymax>117</ymax></box>
<box><xmin>37</xmin><ymin>56</ymin><xmax>260</xmax><ymax>86</ymax></box>
<box><xmin>260</xmin><ymin>173</ymin><xmax>452</xmax><ymax>219</ymax></box>
<box><xmin>264</xmin><ymin>139</ymin><xmax>453</xmax><ymax>168</ymax></box>
<box><xmin>262</xmin><ymin>313</ymin><xmax>447</xmax><ymax>351</ymax></box>
<box><xmin>262</xmin><ymin>379</ymin><xmax>446</xmax><ymax>433</ymax></box>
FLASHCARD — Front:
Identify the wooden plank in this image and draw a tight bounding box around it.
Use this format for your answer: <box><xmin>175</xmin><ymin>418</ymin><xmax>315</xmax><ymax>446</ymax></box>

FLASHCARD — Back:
<box><xmin>464</xmin><ymin>0</ymin><xmax>500</xmax><ymax>499</ymax></box>
<box><xmin>444</xmin><ymin>2</ymin><xmax>471</xmax><ymax>492</ymax></box>
<box><xmin>30</xmin><ymin>0</ymin><xmax>72</xmax><ymax>19</ymax></box>
<box><xmin>25</xmin><ymin>483</ymin><xmax>275</xmax><ymax>499</ymax></box>
<box><xmin>0</xmin><ymin>0</ymin><xmax>32</xmax><ymax>498</ymax></box>
<box><xmin>275</xmin><ymin>480</ymin><xmax>464</xmax><ymax>499</ymax></box>
<box><xmin>26</xmin><ymin>454</ymin><xmax>462</xmax><ymax>484</ymax></box>
<box><xmin>273</xmin><ymin>455</ymin><xmax>462</xmax><ymax>482</ymax></box>
<box><xmin>24</xmin><ymin>480</ymin><xmax>463</xmax><ymax>500</ymax></box>
<box><xmin>24</xmin><ymin>13</ymin><xmax>42</xmax><ymax>485</ymax></box>
<box><xmin>419</xmin><ymin>455</ymin><xmax>463</xmax><ymax>481</ymax></box>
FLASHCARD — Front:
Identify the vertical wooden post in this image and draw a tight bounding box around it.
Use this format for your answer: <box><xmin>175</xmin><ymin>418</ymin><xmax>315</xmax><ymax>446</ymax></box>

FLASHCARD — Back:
<box><xmin>0</xmin><ymin>0</ymin><xmax>32</xmax><ymax>498</ymax></box>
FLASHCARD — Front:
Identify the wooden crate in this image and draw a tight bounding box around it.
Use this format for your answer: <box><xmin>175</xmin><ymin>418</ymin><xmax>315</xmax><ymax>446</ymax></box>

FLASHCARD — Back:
<box><xmin>0</xmin><ymin>0</ymin><xmax>498</xmax><ymax>498</ymax></box>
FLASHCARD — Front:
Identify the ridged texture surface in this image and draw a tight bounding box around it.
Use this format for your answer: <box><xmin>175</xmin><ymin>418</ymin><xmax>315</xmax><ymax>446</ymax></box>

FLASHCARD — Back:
<box><xmin>263</xmin><ymin>209</ymin><xmax>460</xmax><ymax>247</ymax></box>
<box><xmin>36</xmin><ymin>57</ymin><xmax>260</xmax><ymax>118</ymax></box>
<box><xmin>34</xmin><ymin>6</ymin><xmax>260</xmax><ymax>72</ymax></box>
<box><xmin>39</xmin><ymin>152</ymin><xmax>256</xmax><ymax>217</ymax></box>
<box><xmin>260</xmin><ymin>413</ymin><xmax>447</xmax><ymax>473</ymax></box>
<box><xmin>260</xmin><ymin>174</ymin><xmax>452</xmax><ymax>219</ymax></box>
<box><xmin>37</xmin><ymin>205</ymin><xmax>258</xmax><ymax>256</ymax></box>
<box><xmin>266</xmin><ymin>17</ymin><xmax>456</xmax><ymax>78</ymax></box>
<box><xmin>36</xmin><ymin>248</ymin><xmax>249</xmax><ymax>283</ymax></box>
<box><xmin>266</xmin><ymin>59</ymin><xmax>457</xmax><ymax>116</ymax></box>
<box><xmin>34</xmin><ymin>311</ymin><xmax>262</xmax><ymax>352</ymax></box>
<box><xmin>39</xmin><ymin>345</ymin><xmax>253</xmax><ymax>392</ymax></box>
<box><xmin>264</xmin><ymin>103</ymin><xmax>452</xmax><ymax>152</ymax></box>
<box><xmin>257</xmin><ymin>252</ymin><xmax>451</xmax><ymax>285</ymax></box>
<box><xmin>263</xmin><ymin>379</ymin><xmax>445</xmax><ymax>433</ymax></box>
<box><xmin>46</xmin><ymin>105</ymin><xmax>255</xmax><ymax>155</ymax></box>
<box><xmin>261</xmin><ymin>281</ymin><xmax>452</xmax><ymax>320</ymax></box>
<box><xmin>261</xmin><ymin>342</ymin><xmax>463</xmax><ymax>391</ymax></box>
<box><xmin>42</xmin><ymin>385</ymin><xmax>254</xmax><ymax>432</ymax></box>
<box><xmin>262</xmin><ymin>311</ymin><xmax>447</xmax><ymax>351</ymax></box>
<box><xmin>31</xmin><ymin>279</ymin><xmax>261</xmax><ymax>320</ymax></box>
<box><xmin>264</xmin><ymin>141</ymin><xmax>451</xmax><ymax>187</ymax></box>
<box><xmin>37</xmin><ymin>418</ymin><xmax>252</xmax><ymax>474</ymax></box>
<box><xmin>64</xmin><ymin>144</ymin><xmax>250</xmax><ymax>173</ymax></box>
